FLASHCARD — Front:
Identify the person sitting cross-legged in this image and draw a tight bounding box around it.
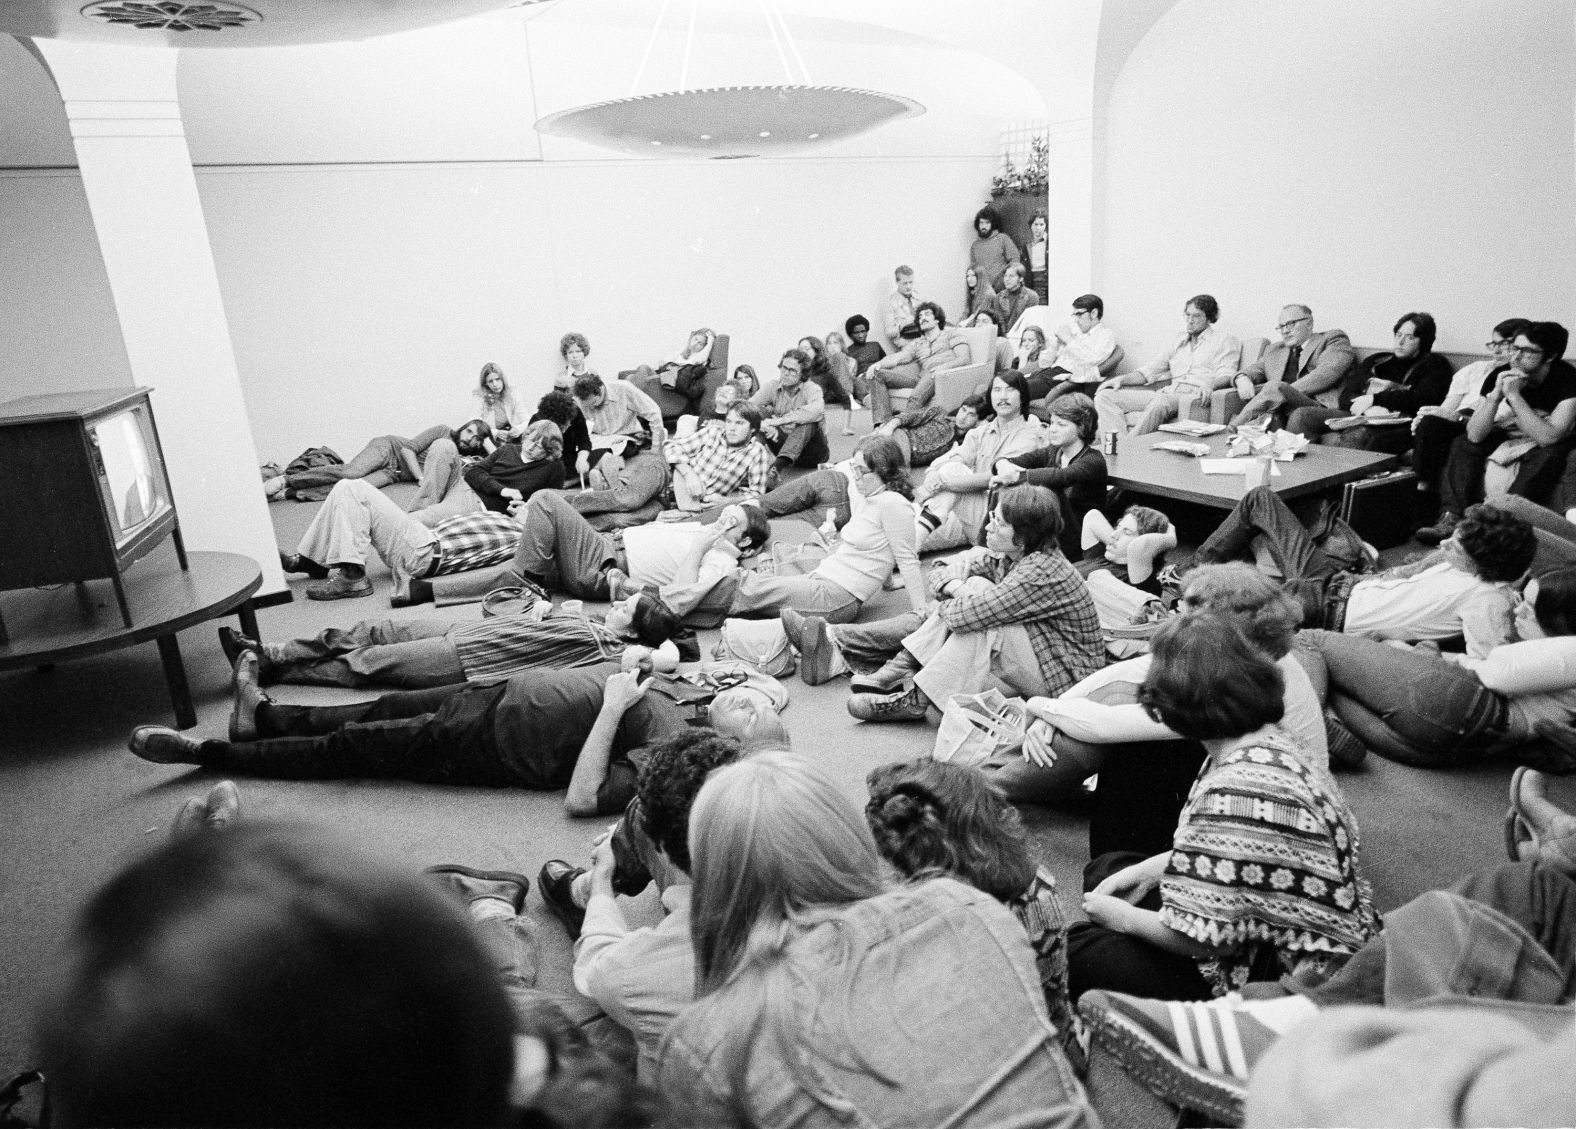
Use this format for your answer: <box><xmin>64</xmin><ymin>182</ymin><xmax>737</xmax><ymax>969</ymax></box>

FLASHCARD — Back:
<box><xmin>1228</xmin><ymin>304</ymin><xmax>1357</xmax><ymax>430</ymax></box>
<box><xmin>279</xmin><ymin>475</ymin><xmax>524</xmax><ymax>605</ymax></box>
<box><xmin>1295</xmin><ymin>311</ymin><xmax>1453</xmax><ymax>450</ymax></box>
<box><xmin>129</xmin><ymin>662</ymin><xmax>683</xmax><ymax>816</ymax></box>
<box><xmin>865</xmin><ymin>301</ymin><xmax>975</xmax><ymax>424</ymax></box>
<box><xmin>663</xmin><ymin>401</ymin><xmax>772</xmax><ymax>511</ymax></box>
<box><xmin>840</xmin><ymin>483</ymin><xmax>1104</xmax><ymax>723</ymax></box>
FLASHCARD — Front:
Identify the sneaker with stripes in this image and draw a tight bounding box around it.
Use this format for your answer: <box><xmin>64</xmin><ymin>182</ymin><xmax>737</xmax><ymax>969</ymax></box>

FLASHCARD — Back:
<box><xmin>1077</xmin><ymin>990</ymin><xmax>1314</xmax><ymax>1125</ymax></box>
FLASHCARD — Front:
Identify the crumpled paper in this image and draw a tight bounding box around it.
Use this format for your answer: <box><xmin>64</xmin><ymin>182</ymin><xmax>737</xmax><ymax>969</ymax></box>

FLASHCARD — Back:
<box><xmin>1226</xmin><ymin>427</ymin><xmax>1308</xmax><ymax>461</ymax></box>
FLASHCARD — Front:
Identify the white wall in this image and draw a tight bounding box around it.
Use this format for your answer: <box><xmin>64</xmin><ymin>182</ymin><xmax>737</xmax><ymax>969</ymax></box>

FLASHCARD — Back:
<box><xmin>194</xmin><ymin>154</ymin><xmax>994</xmax><ymax>458</ymax></box>
<box><xmin>1</xmin><ymin>8</ymin><xmax>1024</xmax><ymax>456</ymax></box>
<box><xmin>1099</xmin><ymin>0</ymin><xmax>1576</xmax><ymax>362</ymax></box>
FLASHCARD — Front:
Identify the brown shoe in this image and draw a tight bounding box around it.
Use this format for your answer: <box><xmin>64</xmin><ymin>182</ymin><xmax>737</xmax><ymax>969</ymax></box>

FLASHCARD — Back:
<box><xmin>229</xmin><ymin>650</ymin><xmax>270</xmax><ymax>743</ymax></box>
<box><xmin>850</xmin><ymin>649</ymin><xmax>921</xmax><ymax>694</ymax></box>
<box><xmin>306</xmin><ymin>568</ymin><xmax>372</xmax><ymax>601</ymax></box>
<box><xmin>424</xmin><ymin>865</ymin><xmax>532</xmax><ymax>914</ymax></box>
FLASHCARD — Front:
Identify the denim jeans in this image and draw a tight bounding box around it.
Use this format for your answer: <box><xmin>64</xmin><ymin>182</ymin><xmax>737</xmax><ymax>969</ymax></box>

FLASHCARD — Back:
<box><xmin>762</xmin><ymin>421</ymin><xmax>829</xmax><ymax>468</ymax></box>
<box><xmin>266</xmin><ymin>616</ymin><xmax>468</xmax><ymax>689</ymax></box>
<box><xmin>1304</xmin><ymin>862</ymin><xmax>1576</xmax><ymax>1008</ymax></box>
<box><xmin>832</xmin><ymin>611</ymin><xmax>925</xmax><ymax>670</ymax></box>
<box><xmin>1298</xmin><ymin>628</ymin><xmax>1509</xmax><ymax>766</ymax></box>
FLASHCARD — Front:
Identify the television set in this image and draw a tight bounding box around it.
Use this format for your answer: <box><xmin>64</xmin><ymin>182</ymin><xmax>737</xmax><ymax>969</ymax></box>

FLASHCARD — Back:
<box><xmin>0</xmin><ymin>387</ymin><xmax>186</xmax><ymax>628</ymax></box>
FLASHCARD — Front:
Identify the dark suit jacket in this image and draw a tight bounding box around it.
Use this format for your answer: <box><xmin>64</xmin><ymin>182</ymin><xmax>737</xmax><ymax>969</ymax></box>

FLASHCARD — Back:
<box><xmin>1242</xmin><ymin>329</ymin><xmax>1357</xmax><ymax>405</ymax></box>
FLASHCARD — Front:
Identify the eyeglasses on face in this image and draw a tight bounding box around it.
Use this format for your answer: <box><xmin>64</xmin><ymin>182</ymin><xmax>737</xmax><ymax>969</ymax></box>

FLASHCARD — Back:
<box><xmin>1486</xmin><ymin>339</ymin><xmax>1512</xmax><ymax>351</ymax></box>
<box><xmin>1275</xmin><ymin>316</ymin><xmax>1311</xmax><ymax>332</ymax></box>
<box><xmin>1512</xmin><ymin>345</ymin><xmax>1545</xmax><ymax>358</ymax></box>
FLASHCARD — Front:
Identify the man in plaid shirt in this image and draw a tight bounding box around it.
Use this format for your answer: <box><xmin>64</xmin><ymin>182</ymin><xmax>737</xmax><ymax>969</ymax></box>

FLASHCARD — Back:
<box><xmin>843</xmin><ymin>484</ymin><xmax>1104</xmax><ymax>722</ymax></box>
<box><xmin>665</xmin><ymin>403</ymin><xmax>773</xmax><ymax>510</ymax></box>
<box><xmin>281</xmin><ymin>478</ymin><xmax>521</xmax><ymax>605</ymax></box>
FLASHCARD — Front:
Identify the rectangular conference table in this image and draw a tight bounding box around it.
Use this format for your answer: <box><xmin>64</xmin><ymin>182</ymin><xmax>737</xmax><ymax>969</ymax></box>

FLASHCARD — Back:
<box><xmin>1105</xmin><ymin>431</ymin><xmax>1400</xmax><ymax>510</ymax></box>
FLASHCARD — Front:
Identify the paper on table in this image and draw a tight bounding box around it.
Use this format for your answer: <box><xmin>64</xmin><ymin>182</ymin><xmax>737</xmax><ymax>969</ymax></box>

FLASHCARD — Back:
<box><xmin>1199</xmin><ymin>458</ymin><xmax>1282</xmax><ymax>477</ymax></box>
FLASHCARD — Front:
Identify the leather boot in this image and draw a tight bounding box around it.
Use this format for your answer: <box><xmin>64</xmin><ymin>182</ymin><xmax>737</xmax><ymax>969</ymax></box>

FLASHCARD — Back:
<box><xmin>850</xmin><ymin>648</ymin><xmax>922</xmax><ymax>693</ymax></box>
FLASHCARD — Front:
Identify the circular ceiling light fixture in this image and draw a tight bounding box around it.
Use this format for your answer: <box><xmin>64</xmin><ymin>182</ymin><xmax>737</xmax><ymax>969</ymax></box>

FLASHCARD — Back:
<box><xmin>535</xmin><ymin>3</ymin><xmax>924</xmax><ymax>159</ymax></box>
<box><xmin>79</xmin><ymin>1</ymin><xmax>260</xmax><ymax>31</ymax></box>
<box><xmin>539</xmin><ymin>85</ymin><xmax>920</xmax><ymax>158</ymax></box>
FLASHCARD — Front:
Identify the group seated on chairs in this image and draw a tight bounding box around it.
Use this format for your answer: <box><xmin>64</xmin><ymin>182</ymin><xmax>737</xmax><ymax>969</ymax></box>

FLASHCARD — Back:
<box><xmin>164</xmin><ymin>287</ymin><xmax>1576</xmax><ymax>1129</ymax></box>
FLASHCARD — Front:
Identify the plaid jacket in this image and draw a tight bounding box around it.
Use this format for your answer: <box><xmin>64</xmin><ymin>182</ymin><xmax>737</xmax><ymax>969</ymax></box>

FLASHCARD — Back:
<box><xmin>431</xmin><ymin>511</ymin><xmax>523</xmax><ymax>576</ymax></box>
<box><xmin>667</xmin><ymin>427</ymin><xmax>773</xmax><ymax>497</ymax></box>
<box><xmin>938</xmin><ymin>549</ymin><xmax>1103</xmax><ymax>696</ymax></box>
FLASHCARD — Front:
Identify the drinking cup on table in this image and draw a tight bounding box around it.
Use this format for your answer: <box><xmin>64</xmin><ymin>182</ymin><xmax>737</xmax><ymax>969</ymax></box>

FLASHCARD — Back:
<box><xmin>560</xmin><ymin>599</ymin><xmax>584</xmax><ymax>618</ymax></box>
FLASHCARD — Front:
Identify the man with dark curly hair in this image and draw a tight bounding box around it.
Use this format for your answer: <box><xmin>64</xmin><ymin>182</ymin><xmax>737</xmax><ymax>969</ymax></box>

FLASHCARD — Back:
<box><xmin>1191</xmin><ymin>486</ymin><xmax>1536</xmax><ymax>656</ymax></box>
<box><xmin>537</xmin><ymin>727</ymin><xmax>781</xmax><ymax>1080</ymax></box>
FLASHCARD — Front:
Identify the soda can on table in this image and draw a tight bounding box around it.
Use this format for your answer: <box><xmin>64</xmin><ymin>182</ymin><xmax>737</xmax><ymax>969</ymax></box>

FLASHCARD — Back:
<box><xmin>1101</xmin><ymin>431</ymin><xmax>1119</xmax><ymax>456</ymax></box>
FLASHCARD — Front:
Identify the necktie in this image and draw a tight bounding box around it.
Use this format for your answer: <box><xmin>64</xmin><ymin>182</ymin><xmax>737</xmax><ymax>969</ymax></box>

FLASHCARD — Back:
<box><xmin>1284</xmin><ymin>344</ymin><xmax>1302</xmax><ymax>383</ymax></box>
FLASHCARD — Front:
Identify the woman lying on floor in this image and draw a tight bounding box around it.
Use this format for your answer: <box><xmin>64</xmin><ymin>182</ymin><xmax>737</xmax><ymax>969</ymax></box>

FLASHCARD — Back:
<box><xmin>1305</xmin><ymin>564</ymin><xmax>1576</xmax><ymax>773</ymax></box>
<box><xmin>217</xmin><ymin>591</ymin><xmax>686</xmax><ymax>690</ymax></box>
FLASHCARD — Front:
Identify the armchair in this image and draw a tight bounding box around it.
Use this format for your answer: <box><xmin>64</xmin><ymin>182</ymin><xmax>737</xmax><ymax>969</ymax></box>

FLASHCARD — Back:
<box><xmin>623</xmin><ymin>333</ymin><xmax>731</xmax><ymax>425</ymax></box>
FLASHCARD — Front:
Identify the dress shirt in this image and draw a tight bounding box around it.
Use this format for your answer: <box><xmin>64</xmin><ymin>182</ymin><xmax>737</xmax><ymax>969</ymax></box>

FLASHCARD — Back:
<box><xmin>1136</xmin><ymin>324</ymin><xmax>1242</xmax><ymax>394</ymax></box>
<box><xmin>1053</xmin><ymin>322</ymin><xmax>1117</xmax><ymax>382</ymax></box>
<box><xmin>1345</xmin><ymin>560</ymin><xmax>1515</xmax><ymax>658</ymax></box>
<box><xmin>883</xmin><ymin>289</ymin><xmax>921</xmax><ymax>347</ymax></box>
<box><xmin>582</xmin><ymin>379</ymin><xmax>666</xmax><ymax>445</ymax></box>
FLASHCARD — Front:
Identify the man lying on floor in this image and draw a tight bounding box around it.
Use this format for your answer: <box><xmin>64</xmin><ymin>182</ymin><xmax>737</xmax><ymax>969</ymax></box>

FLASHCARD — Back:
<box><xmin>215</xmin><ymin>588</ymin><xmax>688</xmax><ymax>691</ymax></box>
<box><xmin>129</xmin><ymin>659</ymin><xmax>740</xmax><ymax>816</ymax></box>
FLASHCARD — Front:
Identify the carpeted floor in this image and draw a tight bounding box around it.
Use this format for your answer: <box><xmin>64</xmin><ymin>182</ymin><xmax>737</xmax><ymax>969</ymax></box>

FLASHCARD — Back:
<box><xmin>1</xmin><ymin>431</ymin><xmax>1571</xmax><ymax>1084</ymax></box>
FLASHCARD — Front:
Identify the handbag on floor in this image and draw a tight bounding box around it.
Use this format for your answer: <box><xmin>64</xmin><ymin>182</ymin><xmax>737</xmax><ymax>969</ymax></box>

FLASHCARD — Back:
<box><xmin>711</xmin><ymin>618</ymin><xmax>796</xmax><ymax>678</ymax></box>
<box><xmin>933</xmin><ymin>689</ymin><xmax>1029</xmax><ymax>767</ymax></box>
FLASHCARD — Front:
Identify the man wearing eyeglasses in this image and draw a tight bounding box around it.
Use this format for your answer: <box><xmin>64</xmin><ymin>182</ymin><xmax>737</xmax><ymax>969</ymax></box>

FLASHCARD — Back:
<box><xmin>1229</xmin><ymin>304</ymin><xmax>1356</xmax><ymax>428</ymax></box>
<box><xmin>1419</xmin><ymin>321</ymin><xmax>1576</xmax><ymax>544</ymax></box>
<box><xmin>750</xmin><ymin>348</ymin><xmax>829</xmax><ymax>474</ymax></box>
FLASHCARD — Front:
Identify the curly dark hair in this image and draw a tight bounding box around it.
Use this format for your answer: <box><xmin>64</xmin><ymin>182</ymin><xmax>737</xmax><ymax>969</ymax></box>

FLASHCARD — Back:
<box><xmin>637</xmin><ymin>730</ymin><xmax>745</xmax><ymax>875</ymax></box>
<box><xmin>571</xmin><ymin>373</ymin><xmax>605</xmax><ymax>401</ymax></box>
<box><xmin>864</xmin><ymin>760</ymin><xmax>1034</xmax><ymax>902</ymax></box>
<box><xmin>1457</xmin><ymin>503</ymin><xmax>1536</xmax><ymax>583</ymax></box>
<box><xmin>914</xmin><ymin>300</ymin><xmax>948</xmax><ymax>330</ymax></box>
<box><xmin>1139</xmin><ymin>613</ymin><xmax>1284</xmax><ymax>741</ymax></box>
<box><xmin>533</xmin><ymin>389</ymin><xmax>579</xmax><ymax>432</ymax></box>
<box><xmin>1186</xmin><ymin>294</ymin><xmax>1220</xmax><ymax>323</ymax></box>
<box><xmin>973</xmin><ymin>205</ymin><xmax>1004</xmax><ymax>234</ymax></box>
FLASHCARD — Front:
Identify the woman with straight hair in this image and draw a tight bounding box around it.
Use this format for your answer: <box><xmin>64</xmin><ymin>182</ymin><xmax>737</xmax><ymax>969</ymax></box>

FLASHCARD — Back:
<box><xmin>473</xmin><ymin>362</ymin><xmax>525</xmax><ymax>439</ymax></box>
<box><xmin>657</xmin><ymin>751</ymin><xmax>1096</xmax><ymax>1129</ymax></box>
<box><xmin>1067</xmin><ymin>613</ymin><xmax>1378</xmax><ymax>1004</ymax></box>
<box><xmin>865</xmin><ymin>759</ymin><xmax>1086</xmax><ymax>1075</ymax></box>
<box><xmin>996</xmin><ymin>391</ymin><xmax>1108</xmax><ymax>558</ymax></box>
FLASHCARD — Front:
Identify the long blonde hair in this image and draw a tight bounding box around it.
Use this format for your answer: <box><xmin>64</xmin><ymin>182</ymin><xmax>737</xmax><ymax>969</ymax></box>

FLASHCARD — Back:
<box><xmin>687</xmin><ymin>752</ymin><xmax>886</xmax><ymax>995</ymax></box>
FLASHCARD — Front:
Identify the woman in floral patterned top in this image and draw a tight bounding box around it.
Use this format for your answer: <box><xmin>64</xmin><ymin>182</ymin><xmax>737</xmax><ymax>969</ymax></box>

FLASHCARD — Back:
<box><xmin>1068</xmin><ymin>613</ymin><xmax>1378</xmax><ymax>1002</ymax></box>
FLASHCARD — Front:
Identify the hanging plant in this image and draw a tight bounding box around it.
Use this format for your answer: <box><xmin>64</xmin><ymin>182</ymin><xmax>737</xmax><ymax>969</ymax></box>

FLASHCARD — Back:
<box><xmin>990</xmin><ymin>133</ymin><xmax>1048</xmax><ymax>196</ymax></box>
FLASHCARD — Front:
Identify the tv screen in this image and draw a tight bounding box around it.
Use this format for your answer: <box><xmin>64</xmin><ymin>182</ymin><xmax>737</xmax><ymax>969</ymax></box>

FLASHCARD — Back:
<box><xmin>91</xmin><ymin>405</ymin><xmax>171</xmax><ymax>548</ymax></box>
